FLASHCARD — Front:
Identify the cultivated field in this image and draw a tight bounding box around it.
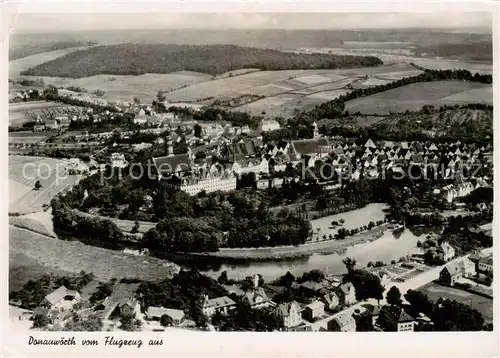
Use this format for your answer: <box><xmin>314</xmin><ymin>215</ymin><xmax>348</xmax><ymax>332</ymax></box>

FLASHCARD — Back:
<box><xmin>8</xmin><ymin>131</ymin><xmax>53</xmax><ymax>145</ymax></box>
<box><xmin>418</xmin><ymin>282</ymin><xmax>493</xmax><ymax>323</ymax></box>
<box><xmin>9</xmin><ymin>46</ymin><xmax>95</xmax><ymax>77</ymax></box>
<box><xmin>17</xmin><ymin>71</ymin><xmax>212</xmax><ymax>104</ymax></box>
<box><xmin>9</xmin><ymin>156</ymin><xmax>81</xmax><ymax>213</ymax></box>
<box><xmin>345</xmin><ymin>80</ymin><xmax>493</xmax><ymax>115</ymax></box>
<box><xmin>8</xmin><ymin>100</ymin><xmax>83</xmax><ymax>127</ymax></box>
<box><xmin>12</xmin><ymin>61</ymin><xmax>426</xmax><ymax>118</ymax></box>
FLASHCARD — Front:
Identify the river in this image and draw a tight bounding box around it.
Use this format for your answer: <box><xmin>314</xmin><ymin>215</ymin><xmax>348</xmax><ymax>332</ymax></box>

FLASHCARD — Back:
<box><xmin>122</xmin><ymin>203</ymin><xmax>428</xmax><ymax>281</ymax></box>
<box><xmin>196</xmin><ymin>227</ymin><xmax>427</xmax><ymax>281</ymax></box>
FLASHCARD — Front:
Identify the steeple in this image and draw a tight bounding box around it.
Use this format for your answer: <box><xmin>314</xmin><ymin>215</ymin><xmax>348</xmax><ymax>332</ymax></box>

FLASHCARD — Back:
<box><xmin>312</xmin><ymin>121</ymin><xmax>319</xmax><ymax>138</ymax></box>
<box><xmin>167</xmin><ymin>136</ymin><xmax>173</xmax><ymax>156</ymax></box>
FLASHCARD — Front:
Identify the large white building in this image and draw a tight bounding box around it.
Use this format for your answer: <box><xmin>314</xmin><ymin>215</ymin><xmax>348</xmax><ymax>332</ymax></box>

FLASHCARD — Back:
<box><xmin>153</xmin><ymin>142</ymin><xmax>237</xmax><ymax>196</ymax></box>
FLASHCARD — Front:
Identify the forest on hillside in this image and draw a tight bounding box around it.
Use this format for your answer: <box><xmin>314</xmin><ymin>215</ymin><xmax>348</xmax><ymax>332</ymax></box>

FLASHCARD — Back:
<box><xmin>414</xmin><ymin>42</ymin><xmax>493</xmax><ymax>63</ymax></box>
<box><xmin>20</xmin><ymin>43</ymin><xmax>383</xmax><ymax>77</ymax></box>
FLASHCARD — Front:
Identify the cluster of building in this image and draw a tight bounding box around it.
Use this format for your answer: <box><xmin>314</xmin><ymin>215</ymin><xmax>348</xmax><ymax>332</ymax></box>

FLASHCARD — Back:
<box><xmin>201</xmin><ymin>274</ymin><xmax>359</xmax><ymax>331</ymax></box>
<box><xmin>23</xmin><ymin>282</ymin><xmax>191</xmax><ymax>331</ymax></box>
<box><xmin>439</xmin><ymin>252</ymin><xmax>493</xmax><ymax>287</ymax></box>
<box><xmin>148</xmin><ymin>120</ymin><xmax>491</xmax><ymax>196</ymax></box>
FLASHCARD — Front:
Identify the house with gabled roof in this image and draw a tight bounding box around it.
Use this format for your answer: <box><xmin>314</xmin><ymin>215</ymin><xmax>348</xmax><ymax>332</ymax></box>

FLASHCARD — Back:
<box><xmin>40</xmin><ymin>286</ymin><xmax>81</xmax><ymax>310</ymax></box>
<box><xmin>364</xmin><ymin>139</ymin><xmax>376</xmax><ymax>148</ymax></box>
<box><xmin>146</xmin><ymin>306</ymin><xmax>185</xmax><ymax>325</ymax></box>
<box><xmin>439</xmin><ymin>242</ymin><xmax>456</xmax><ymax>262</ymax></box>
<box><xmin>275</xmin><ymin>301</ymin><xmax>302</xmax><ymax>329</ymax></box>
<box><xmin>328</xmin><ymin>313</ymin><xmax>356</xmax><ymax>332</ymax></box>
<box><xmin>395</xmin><ymin>310</ymin><xmax>416</xmax><ymax>331</ymax></box>
<box><xmin>242</xmin><ymin>287</ymin><xmax>275</xmax><ymax>309</ymax></box>
<box><xmin>303</xmin><ymin>301</ymin><xmax>325</xmax><ymax>322</ymax></box>
<box><xmin>439</xmin><ymin>262</ymin><xmax>463</xmax><ymax>286</ymax></box>
<box><xmin>200</xmin><ymin>295</ymin><xmax>236</xmax><ymax>317</ymax></box>
<box><xmin>335</xmin><ymin>282</ymin><xmax>356</xmax><ymax>306</ymax></box>
<box><xmin>322</xmin><ymin>291</ymin><xmax>340</xmax><ymax>311</ymax></box>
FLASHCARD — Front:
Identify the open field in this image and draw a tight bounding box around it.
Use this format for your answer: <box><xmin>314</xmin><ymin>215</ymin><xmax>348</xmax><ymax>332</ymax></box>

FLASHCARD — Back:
<box><xmin>308</xmin><ymin>48</ymin><xmax>493</xmax><ymax>74</ymax></box>
<box><xmin>345</xmin><ymin>80</ymin><xmax>493</xmax><ymax>115</ymax></box>
<box><xmin>16</xmin><ymin>71</ymin><xmax>212</xmax><ymax>104</ymax></box>
<box><xmin>418</xmin><ymin>282</ymin><xmax>493</xmax><ymax>323</ymax></box>
<box><xmin>9</xmin><ymin>156</ymin><xmax>81</xmax><ymax>213</ymax></box>
<box><xmin>9</xmin><ymin>46</ymin><xmax>95</xmax><ymax>77</ymax></box>
<box><xmin>9</xmin><ymin>251</ymin><xmax>73</xmax><ymax>293</ymax></box>
<box><xmin>12</xmin><ymin>62</ymin><xmax>427</xmax><ymax>118</ymax></box>
<box><xmin>311</xmin><ymin>203</ymin><xmax>388</xmax><ymax>238</ymax></box>
<box><xmin>8</xmin><ymin>131</ymin><xmax>52</xmax><ymax>144</ymax></box>
<box><xmin>9</xmin><ymin>215</ymin><xmax>56</xmax><ymax>238</ymax></box>
<box><xmin>74</xmin><ymin>210</ymin><xmax>157</xmax><ymax>233</ymax></box>
<box><xmin>9</xmin><ymin>100</ymin><xmax>82</xmax><ymax>126</ymax></box>
<box><xmin>9</xmin><ymin>226</ymin><xmax>180</xmax><ymax>288</ymax></box>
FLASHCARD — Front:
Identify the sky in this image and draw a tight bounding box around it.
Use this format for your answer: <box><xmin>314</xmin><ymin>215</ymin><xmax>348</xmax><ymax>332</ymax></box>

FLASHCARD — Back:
<box><xmin>11</xmin><ymin>12</ymin><xmax>493</xmax><ymax>33</ymax></box>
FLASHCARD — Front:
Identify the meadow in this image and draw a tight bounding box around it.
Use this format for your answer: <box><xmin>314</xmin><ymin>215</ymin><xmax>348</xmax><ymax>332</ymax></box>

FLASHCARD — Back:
<box><xmin>22</xmin><ymin>71</ymin><xmax>213</xmax><ymax>104</ymax></box>
<box><xmin>345</xmin><ymin>81</ymin><xmax>493</xmax><ymax>115</ymax></box>
<box><xmin>9</xmin><ymin>45</ymin><xmax>492</xmax><ymax>119</ymax></box>
<box><xmin>418</xmin><ymin>282</ymin><xmax>493</xmax><ymax>323</ymax></box>
<box><xmin>9</xmin><ymin>226</ymin><xmax>179</xmax><ymax>291</ymax></box>
<box><xmin>9</xmin><ymin>156</ymin><xmax>81</xmax><ymax>214</ymax></box>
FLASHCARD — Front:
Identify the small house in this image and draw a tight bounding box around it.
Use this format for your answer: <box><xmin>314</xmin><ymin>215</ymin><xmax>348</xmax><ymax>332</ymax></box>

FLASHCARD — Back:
<box><xmin>328</xmin><ymin>313</ymin><xmax>356</xmax><ymax>332</ymax></box>
<box><xmin>40</xmin><ymin>286</ymin><xmax>81</xmax><ymax>310</ymax></box>
<box><xmin>200</xmin><ymin>295</ymin><xmax>236</xmax><ymax>317</ymax></box>
<box><xmin>275</xmin><ymin>301</ymin><xmax>302</xmax><ymax>329</ymax></box>
<box><xmin>439</xmin><ymin>242</ymin><xmax>456</xmax><ymax>262</ymax></box>
<box><xmin>439</xmin><ymin>263</ymin><xmax>463</xmax><ymax>286</ymax></box>
<box><xmin>335</xmin><ymin>282</ymin><xmax>356</xmax><ymax>306</ymax></box>
<box><xmin>146</xmin><ymin>306</ymin><xmax>185</xmax><ymax>325</ymax></box>
<box><xmin>322</xmin><ymin>292</ymin><xmax>340</xmax><ymax>311</ymax></box>
<box><xmin>302</xmin><ymin>301</ymin><xmax>325</xmax><ymax>322</ymax></box>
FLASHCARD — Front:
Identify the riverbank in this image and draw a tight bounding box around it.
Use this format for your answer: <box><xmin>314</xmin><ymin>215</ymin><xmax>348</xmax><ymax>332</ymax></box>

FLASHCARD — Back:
<box><xmin>189</xmin><ymin>223</ymin><xmax>394</xmax><ymax>261</ymax></box>
<box><xmin>9</xmin><ymin>225</ymin><xmax>180</xmax><ymax>291</ymax></box>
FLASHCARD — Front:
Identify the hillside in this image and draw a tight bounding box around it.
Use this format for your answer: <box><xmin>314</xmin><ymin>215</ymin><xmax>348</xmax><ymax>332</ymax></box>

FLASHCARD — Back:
<box><xmin>20</xmin><ymin>43</ymin><xmax>383</xmax><ymax>78</ymax></box>
<box><xmin>320</xmin><ymin>106</ymin><xmax>493</xmax><ymax>144</ymax></box>
<box><xmin>414</xmin><ymin>42</ymin><xmax>493</xmax><ymax>63</ymax></box>
<box><xmin>371</xmin><ymin>106</ymin><xmax>492</xmax><ymax>143</ymax></box>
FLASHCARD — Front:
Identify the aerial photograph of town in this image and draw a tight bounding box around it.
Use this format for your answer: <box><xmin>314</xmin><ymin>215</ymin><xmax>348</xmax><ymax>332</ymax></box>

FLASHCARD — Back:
<box><xmin>7</xmin><ymin>12</ymin><xmax>494</xmax><ymax>333</ymax></box>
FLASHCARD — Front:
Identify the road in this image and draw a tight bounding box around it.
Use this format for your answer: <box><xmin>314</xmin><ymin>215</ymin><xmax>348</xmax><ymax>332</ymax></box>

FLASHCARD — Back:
<box><xmin>309</xmin><ymin>250</ymin><xmax>491</xmax><ymax>331</ymax></box>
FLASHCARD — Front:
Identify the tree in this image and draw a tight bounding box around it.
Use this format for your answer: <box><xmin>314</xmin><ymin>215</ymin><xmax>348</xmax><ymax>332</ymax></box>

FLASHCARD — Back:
<box><xmin>300</xmin><ymin>269</ymin><xmax>325</xmax><ymax>283</ymax></box>
<box><xmin>194</xmin><ymin>124</ymin><xmax>202</xmax><ymax>138</ymax></box>
<box><xmin>217</xmin><ymin>271</ymin><xmax>228</xmax><ymax>285</ymax></box>
<box><xmin>404</xmin><ymin>289</ymin><xmax>433</xmax><ymax>317</ymax></box>
<box><xmin>63</xmin><ymin>314</ymin><xmax>103</xmax><ymax>331</ymax></box>
<box><xmin>160</xmin><ymin>314</ymin><xmax>173</xmax><ymax>327</ymax></box>
<box><xmin>93</xmin><ymin>89</ymin><xmax>105</xmax><ymax>97</ymax></box>
<box><xmin>432</xmin><ymin>299</ymin><xmax>485</xmax><ymax>331</ymax></box>
<box><xmin>345</xmin><ymin>269</ymin><xmax>384</xmax><ymax>302</ymax></box>
<box><xmin>342</xmin><ymin>257</ymin><xmax>357</xmax><ymax>274</ymax></box>
<box><xmin>34</xmin><ymin>180</ymin><xmax>42</xmax><ymax>190</ymax></box>
<box><xmin>156</xmin><ymin>91</ymin><xmax>166</xmax><ymax>103</ymax></box>
<box><xmin>32</xmin><ymin>313</ymin><xmax>50</xmax><ymax>329</ymax></box>
<box><xmin>274</xmin><ymin>271</ymin><xmax>295</xmax><ymax>287</ymax></box>
<box><xmin>386</xmin><ymin>286</ymin><xmax>402</xmax><ymax>306</ymax></box>
<box><xmin>131</xmin><ymin>220</ymin><xmax>140</xmax><ymax>234</ymax></box>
